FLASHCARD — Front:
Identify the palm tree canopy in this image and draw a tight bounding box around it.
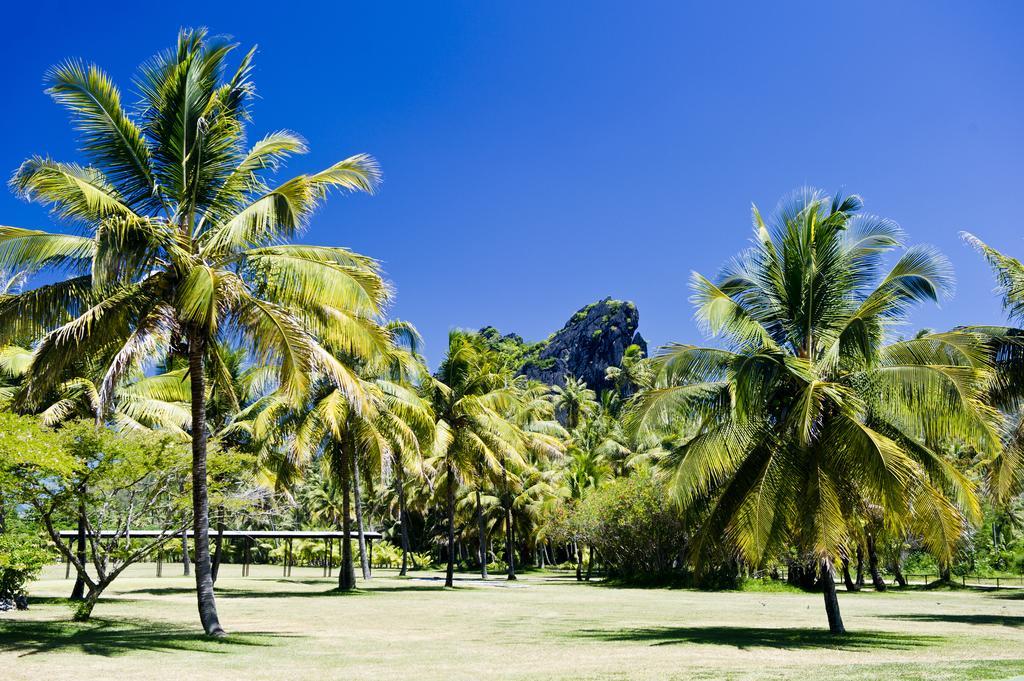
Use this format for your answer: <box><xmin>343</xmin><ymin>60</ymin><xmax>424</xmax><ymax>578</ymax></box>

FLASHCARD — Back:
<box><xmin>0</xmin><ymin>28</ymin><xmax>386</xmax><ymax>415</ymax></box>
<box><xmin>630</xmin><ymin>188</ymin><xmax>994</xmax><ymax>567</ymax></box>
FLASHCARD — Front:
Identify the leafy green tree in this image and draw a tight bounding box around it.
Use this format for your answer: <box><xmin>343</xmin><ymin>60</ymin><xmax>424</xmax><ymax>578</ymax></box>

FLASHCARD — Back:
<box><xmin>630</xmin><ymin>189</ymin><xmax>993</xmax><ymax>634</ymax></box>
<box><xmin>14</xmin><ymin>422</ymin><xmax>194</xmax><ymax>620</ymax></box>
<box><xmin>0</xmin><ymin>30</ymin><xmax>384</xmax><ymax>634</ymax></box>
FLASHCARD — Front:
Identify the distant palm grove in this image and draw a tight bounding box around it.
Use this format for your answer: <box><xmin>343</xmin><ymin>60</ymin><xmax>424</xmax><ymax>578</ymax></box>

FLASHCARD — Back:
<box><xmin>3</xmin><ymin>30</ymin><xmax>1024</xmax><ymax>641</ymax></box>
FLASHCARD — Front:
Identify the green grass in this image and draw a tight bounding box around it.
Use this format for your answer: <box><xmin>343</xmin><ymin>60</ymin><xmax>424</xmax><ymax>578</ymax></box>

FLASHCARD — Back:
<box><xmin>2</xmin><ymin>563</ymin><xmax>1023</xmax><ymax>680</ymax></box>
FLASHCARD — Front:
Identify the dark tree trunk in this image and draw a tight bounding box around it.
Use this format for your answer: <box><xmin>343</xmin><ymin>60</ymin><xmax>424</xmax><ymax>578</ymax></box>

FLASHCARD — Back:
<box><xmin>866</xmin><ymin>535</ymin><xmax>887</xmax><ymax>592</ymax></box>
<box><xmin>575</xmin><ymin>542</ymin><xmax>583</xmax><ymax>581</ymax></box>
<box><xmin>396</xmin><ymin>464</ymin><xmax>411</xmax><ymax>576</ymax></box>
<box><xmin>855</xmin><ymin>545</ymin><xmax>865</xmax><ymax>588</ymax></box>
<box><xmin>181</xmin><ymin>528</ymin><xmax>190</xmax><ymax>576</ymax></box>
<box><xmin>188</xmin><ymin>332</ymin><xmax>224</xmax><ymax>636</ymax></box>
<box><xmin>476</xmin><ymin>488</ymin><xmax>488</xmax><ymax>579</ymax></box>
<box><xmin>841</xmin><ymin>555</ymin><xmax>858</xmax><ymax>592</ymax></box>
<box><xmin>352</xmin><ymin>457</ymin><xmax>371</xmax><ymax>580</ymax></box>
<box><xmin>939</xmin><ymin>564</ymin><xmax>952</xmax><ymax>583</ymax></box>
<box><xmin>585</xmin><ymin>544</ymin><xmax>595</xmax><ymax>581</ymax></box>
<box><xmin>337</xmin><ymin>442</ymin><xmax>356</xmax><ymax>591</ymax></box>
<box><xmin>211</xmin><ymin>509</ymin><xmax>225</xmax><ymax>585</ymax></box>
<box><xmin>70</xmin><ymin>502</ymin><xmax>87</xmax><ymax>601</ymax></box>
<box><xmin>821</xmin><ymin>557</ymin><xmax>846</xmax><ymax>635</ymax></box>
<box><xmin>503</xmin><ymin>465</ymin><xmax>516</xmax><ymax>581</ymax></box>
<box><xmin>445</xmin><ymin>464</ymin><xmax>456</xmax><ymax>588</ymax></box>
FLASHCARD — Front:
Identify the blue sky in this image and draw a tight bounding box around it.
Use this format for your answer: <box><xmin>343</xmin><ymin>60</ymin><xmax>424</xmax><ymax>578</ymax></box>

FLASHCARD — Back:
<box><xmin>1</xmin><ymin>2</ymin><xmax>1022</xmax><ymax>364</ymax></box>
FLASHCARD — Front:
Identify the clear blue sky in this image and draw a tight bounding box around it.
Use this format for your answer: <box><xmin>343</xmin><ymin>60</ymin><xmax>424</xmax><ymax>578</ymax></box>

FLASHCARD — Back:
<box><xmin>2</xmin><ymin>2</ymin><xmax>1022</xmax><ymax>364</ymax></box>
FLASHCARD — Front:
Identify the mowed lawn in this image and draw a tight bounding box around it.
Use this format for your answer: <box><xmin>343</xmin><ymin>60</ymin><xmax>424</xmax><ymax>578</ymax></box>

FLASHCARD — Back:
<box><xmin>3</xmin><ymin>564</ymin><xmax>1024</xmax><ymax>681</ymax></box>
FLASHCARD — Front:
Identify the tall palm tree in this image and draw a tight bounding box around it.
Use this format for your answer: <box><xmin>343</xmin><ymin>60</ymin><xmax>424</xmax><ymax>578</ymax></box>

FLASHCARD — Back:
<box><xmin>0</xmin><ymin>30</ymin><xmax>384</xmax><ymax>635</ymax></box>
<box><xmin>550</xmin><ymin>375</ymin><xmax>596</xmax><ymax>430</ymax></box>
<box><xmin>288</xmin><ymin>342</ymin><xmax>432</xmax><ymax>591</ymax></box>
<box><xmin>629</xmin><ymin>189</ymin><xmax>993</xmax><ymax>634</ymax></box>
<box><xmin>961</xmin><ymin>233</ymin><xmax>1024</xmax><ymax>502</ymax></box>
<box><xmin>424</xmin><ymin>331</ymin><xmax>527</xmax><ymax>587</ymax></box>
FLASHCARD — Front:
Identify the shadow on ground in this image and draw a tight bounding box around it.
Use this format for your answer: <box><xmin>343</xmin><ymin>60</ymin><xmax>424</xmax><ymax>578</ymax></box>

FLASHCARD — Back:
<box><xmin>0</xmin><ymin>618</ymin><xmax>282</xmax><ymax>657</ymax></box>
<box><xmin>121</xmin><ymin>583</ymin><xmax>443</xmax><ymax>599</ymax></box>
<box><xmin>571</xmin><ymin>626</ymin><xmax>940</xmax><ymax>650</ymax></box>
<box><xmin>883</xmin><ymin>614</ymin><xmax>1024</xmax><ymax>628</ymax></box>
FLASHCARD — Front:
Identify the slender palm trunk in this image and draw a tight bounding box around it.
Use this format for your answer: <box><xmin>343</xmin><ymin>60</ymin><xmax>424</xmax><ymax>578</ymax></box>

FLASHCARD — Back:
<box><xmin>476</xmin><ymin>488</ymin><xmax>488</xmax><ymax>579</ymax></box>
<box><xmin>181</xmin><ymin>529</ymin><xmax>190</xmax><ymax>576</ymax></box>
<box><xmin>855</xmin><ymin>545</ymin><xmax>865</xmax><ymax>588</ymax></box>
<box><xmin>352</xmin><ymin>457</ymin><xmax>371</xmax><ymax>580</ymax></box>
<box><xmin>396</xmin><ymin>465</ymin><xmax>411</xmax><ymax>576</ymax></box>
<box><xmin>585</xmin><ymin>544</ymin><xmax>595</xmax><ymax>581</ymax></box>
<box><xmin>821</xmin><ymin>557</ymin><xmax>846</xmax><ymax>635</ymax></box>
<box><xmin>841</xmin><ymin>555</ymin><xmax>858</xmax><ymax>592</ymax></box>
<box><xmin>575</xmin><ymin>542</ymin><xmax>583</xmax><ymax>581</ymax></box>
<box><xmin>502</xmin><ymin>465</ymin><xmax>516</xmax><ymax>580</ymax></box>
<box><xmin>337</xmin><ymin>443</ymin><xmax>356</xmax><ymax>591</ymax></box>
<box><xmin>445</xmin><ymin>463</ymin><xmax>456</xmax><ymax>588</ymax></box>
<box><xmin>866</xmin><ymin>534</ymin><xmax>887</xmax><ymax>592</ymax></box>
<box><xmin>188</xmin><ymin>332</ymin><xmax>224</xmax><ymax>636</ymax></box>
<box><xmin>211</xmin><ymin>508</ymin><xmax>225</xmax><ymax>585</ymax></box>
<box><xmin>70</xmin><ymin>502</ymin><xmax>86</xmax><ymax>601</ymax></box>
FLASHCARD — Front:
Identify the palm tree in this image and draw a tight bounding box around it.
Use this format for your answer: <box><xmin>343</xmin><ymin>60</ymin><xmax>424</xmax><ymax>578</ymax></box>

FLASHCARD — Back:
<box><xmin>961</xmin><ymin>233</ymin><xmax>1024</xmax><ymax>502</ymax></box>
<box><xmin>424</xmin><ymin>331</ymin><xmax>527</xmax><ymax>587</ymax></box>
<box><xmin>550</xmin><ymin>375</ymin><xmax>596</xmax><ymax>430</ymax></box>
<box><xmin>629</xmin><ymin>189</ymin><xmax>993</xmax><ymax>634</ymax></box>
<box><xmin>288</xmin><ymin>341</ymin><xmax>432</xmax><ymax>591</ymax></box>
<box><xmin>0</xmin><ymin>30</ymin><xmax>384</xmax><ymax>635</ymax></box>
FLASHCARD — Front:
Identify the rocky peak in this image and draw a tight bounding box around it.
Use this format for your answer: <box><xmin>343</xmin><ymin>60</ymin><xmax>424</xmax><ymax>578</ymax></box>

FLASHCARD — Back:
<box><xmin>520</xmin><ymin>298</ymin><xmax>646</xmax><ymax>392</ymax></box>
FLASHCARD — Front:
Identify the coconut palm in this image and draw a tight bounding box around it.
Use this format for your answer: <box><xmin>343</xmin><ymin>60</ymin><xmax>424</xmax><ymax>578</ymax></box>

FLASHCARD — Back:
<box><xmin>424</xmin><ymin>331</ymin><xmax>529</xmax><ymax>587</ymax></box>
<box><xmin>285</xmin><ymin>339</ymin><xmax>432</xmax><ymax>591</ymax></box>
<box><xmin>629</xmin><ymin>188</ymin><xmax>994</xmax><ymax>634</ymax></box>
<box><xmin>0</xmin><ymin>30</ymin><xmax>385</xmax><ymax>635</ymax></box>
<box><xmin>550</xmin><ymin>375</ymin><xmax>596</xmax><ymax>430</ymax></box>
<box><xmin>961</xmin><ymin>233</ymin><xmax>1024</xmax><ymax>502</ymax></box>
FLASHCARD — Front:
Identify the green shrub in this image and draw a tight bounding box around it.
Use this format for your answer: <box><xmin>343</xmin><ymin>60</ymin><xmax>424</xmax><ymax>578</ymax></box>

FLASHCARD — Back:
<box><xmin>577</xmin><ymin>472</ymin><xmax>687</xmax><ymax>581</ymax></box>
<box><xmin>0</xmin><ymin>527</ymin><xmax>52</xmax><ymax>601</ymax></box>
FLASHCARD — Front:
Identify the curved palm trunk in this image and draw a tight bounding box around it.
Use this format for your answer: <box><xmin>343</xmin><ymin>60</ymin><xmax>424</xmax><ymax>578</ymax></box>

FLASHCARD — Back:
<box><xmin>476</xmin><ymin>488</ymin><xmax>488</xmax><ymax>579</ymax></box>
<box><xmin>841</xmin><ymin>555</ymin><xmax>858</xmax><ymax>592</ymax></box>
<box><xmin>866</xmin><ymin>534</ymin><xmax>887</xmax><ymax>592</ymax></box>
<box><xmin>188</xmin><ymin>332</ymin><xmax>224</xmax><ymax>636</ymax></box>
<box><xmin>444</xmin><ymin>463</ymin><xmax>456</xmax><ymax>588</ymax></box>
<box><xmin>352</xmin><ymin>458</ymin><xmax>371</xmax><ymax>580</ymax></box>
<box><xmin>821</xmin><ymin>557</ymin><xmax>846</xmax><ymax>635</ymax></box>
<box><xmin>337</xmin><ymin>443</ymin><xmax>356</xmax><ymax>591</ymax></box>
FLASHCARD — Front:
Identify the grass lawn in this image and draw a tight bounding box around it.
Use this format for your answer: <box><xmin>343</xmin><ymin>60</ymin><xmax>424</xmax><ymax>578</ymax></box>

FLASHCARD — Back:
<box><xmin>3</xmin><ymin>563</ymin><xmax>1024</xmax><ymax>680</ymax></box>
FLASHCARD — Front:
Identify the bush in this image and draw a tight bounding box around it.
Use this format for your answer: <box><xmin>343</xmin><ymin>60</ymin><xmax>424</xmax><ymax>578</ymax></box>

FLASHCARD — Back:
<box><xmin>576</xmin><ymin>472</ymin><xmax>687</xmax><ymax>581</ymax></box>
<box><xmin>0</xmin><ymin>527</ymin><xmax>52</xmax><ymax>606</ymax></box>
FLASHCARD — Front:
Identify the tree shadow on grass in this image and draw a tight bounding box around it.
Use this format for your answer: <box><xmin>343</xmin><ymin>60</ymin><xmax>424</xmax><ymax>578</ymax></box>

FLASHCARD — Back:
<box><xmin>572</xmin><ymin>626</ymin><xmax>939</xmax><ymax>650</ymax></box>
<box><xmin>0</xmin><ymin>618</ymin><xmax>283</xmax><ymax>657</ymax></box>
<box><xmin>882</xmin><ymin>614</ymin><xmax>1024</xmax><ymax>628</ymax></box>
<box><xmin>991</xmin><ymin>590</ymin><xmax>1024</xmax><ymax>601</ymax></box>
<box><xmin>121</xmin><ymin>583</ymin><xmax>443</xmax><ymax>599</ymax></box>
